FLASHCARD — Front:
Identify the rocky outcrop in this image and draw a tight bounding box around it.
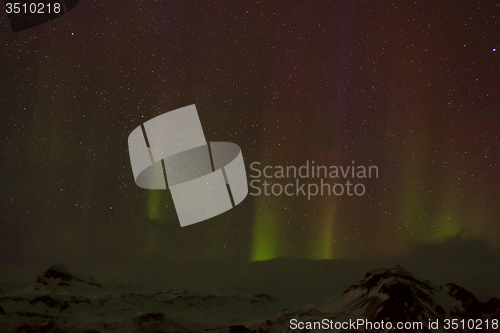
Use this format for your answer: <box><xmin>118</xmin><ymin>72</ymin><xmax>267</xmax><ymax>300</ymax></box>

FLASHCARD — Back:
<box><xmin>33</xmin><ymin>264</ymin><xmax>101</xmax><ymax>290</ymax></box>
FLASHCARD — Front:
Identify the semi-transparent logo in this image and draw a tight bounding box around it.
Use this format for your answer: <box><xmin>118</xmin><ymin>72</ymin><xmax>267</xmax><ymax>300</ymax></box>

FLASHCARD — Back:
<box><xmin>128</xmin><ymin>105</ymin><xmax>248</xmax><ymax>227</ymax></box>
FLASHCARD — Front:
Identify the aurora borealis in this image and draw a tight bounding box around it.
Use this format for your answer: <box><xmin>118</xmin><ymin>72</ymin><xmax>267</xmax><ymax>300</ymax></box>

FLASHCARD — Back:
<box><xmin>0</xmin><ymin>0</ymin><xmax>499</xmax><ymax>283</ymax></box>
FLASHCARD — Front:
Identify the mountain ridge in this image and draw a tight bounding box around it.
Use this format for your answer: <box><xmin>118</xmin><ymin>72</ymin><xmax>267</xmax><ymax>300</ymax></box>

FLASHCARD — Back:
<box><xmin>0</xmin><ymin>263</ymin><xmax>498</xmax><ymax>332</ymax></box>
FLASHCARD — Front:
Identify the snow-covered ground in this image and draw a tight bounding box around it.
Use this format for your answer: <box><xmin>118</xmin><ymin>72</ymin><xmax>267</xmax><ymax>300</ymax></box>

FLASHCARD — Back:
<box><xmin>0</xmin><ymin>263</ymin><xmax>499</xmax><ymax>332</ymax></box>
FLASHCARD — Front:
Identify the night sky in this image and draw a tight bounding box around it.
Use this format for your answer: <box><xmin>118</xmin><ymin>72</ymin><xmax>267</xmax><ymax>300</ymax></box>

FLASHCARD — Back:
<box><xmin>0</xmin><ymin>0</ymin><xmax>499</xmax><ymax>284</ymax></box>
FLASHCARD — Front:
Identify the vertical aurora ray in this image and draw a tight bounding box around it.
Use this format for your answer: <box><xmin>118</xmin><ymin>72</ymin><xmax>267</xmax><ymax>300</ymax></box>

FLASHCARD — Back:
<box><xmin>432</xmin><ymin>174</ymin><xmax>462</xmax><ymax>242</ymax></box>
<box><xmin>251</xmin><ymin>197</ymin><xmax>280</xmax><ymax>261</ymax></box>
<box><xmin>398</xmin><ymin>116</ymin><xmax>435</xmax><ymax>244</ymax></box>
<box><xmin>398</xmin><ymin>123</ymin><xmax>463</xmax><ymax>245</ymax></box>
<box><xmin>146</xmin><ymin>190</ymin><xmax>162</xmax><ymax>220</ymax></box>
<box><xmin>434</xmin><ymin>208</ymin><xmax>460</xmax><ymax>242</ymax></box>
<box><xmin>310</xmin><ymin>201</ymin><xmax>336</xmax><ymax>259</ymax></box>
